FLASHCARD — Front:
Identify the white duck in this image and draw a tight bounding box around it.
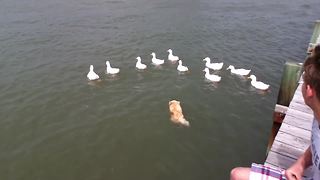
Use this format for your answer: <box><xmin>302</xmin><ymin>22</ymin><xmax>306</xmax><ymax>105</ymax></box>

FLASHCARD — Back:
<box><xmin>203</xmin><ymin>57</ymin><xmax>224</xmax><ymax>70</ymax></box>
<box><xmin>87</xmin><ymin>65</ymin><xmax>100</xmax><ymax>81</ymax></box>
<box><xmin>248</xmin><ymin>75</ymin><xmax>270</xmax><ymax>90</ymax></box>
<box><xmin>135</xmin><ymin>56</ymin><xmax>147</xmax><ymax>70</ymax></box>
<box><xmin>177</xmin><ymin>60</ymin><xmax>188</xmax><ymax>72</ymax></box>
<box><xmin>105</xmin><ymin>60</ymin><xmax>120</xmax><ymax>74</ymax></box>
<box><xmin>226</xmin><ymin>65</ymin><xmax>251</xmax><ymax>76</ymax></box>
<box><xmin>203</xmin><ymin>68</ymin><xmax>221</xmax><ymax>82</ymax></box>
<box><xmin>167</xmin><ymin>49</ymin><xmax>179</xmax><ymax>61</ymax></box>
<box><xmin>151</xmin><ymin>52</ymin><xmax>164</xmax><ymax>65</ymax></box>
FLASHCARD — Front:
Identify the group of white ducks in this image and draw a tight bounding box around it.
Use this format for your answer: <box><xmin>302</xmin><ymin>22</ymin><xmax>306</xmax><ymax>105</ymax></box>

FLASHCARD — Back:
<box><xmin>87</xmin><ymin>49</ymin><xmax>270</xmax><ymax>91</ymax></box>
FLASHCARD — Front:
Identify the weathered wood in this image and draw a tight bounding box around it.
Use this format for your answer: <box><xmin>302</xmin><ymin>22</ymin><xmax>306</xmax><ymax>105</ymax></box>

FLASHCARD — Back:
<box><xmin>282</xmin><ymin>116</ymin><xmax>313</xmax><ymax>131</ymax></box>
<box><xmin>265</xmin><ymin>151</ymin><xmax>297</xmax><ymax>169</ymax></box>
<box><xmin>289</xmin><ymin>101</ymin><xmax>312</xmax><ymax>114</ymax></box>
<box><xmin>278</xmin><ymin>123</ymin><xmax>311</xmax><ymax>141</ymax></box>
<box><xmin>266</xmin><ymin>150</ymin><xmax>313</xmax><ymax>177</ymax></box>
<box><xmin>274</xmin><ymin>131</ymin><xmax>310</xmax><ymax>150</ymax></box>
<box><xmin>265</xmin><ymin>21</ymin><xmax>320</xmax><ymax>174</ymax></box>
<box><xmin>276</xmin><ymin>62</ymin><xmax>303</xmax><ymax>107</ymax></box>
<box><xmin>307</xmin><ymin>20</ymin><xmax>320</xmax><ymax>53</ymax></box>
<box><xmin>285</xmin><ymin>109</ymin><xmax>314</xmax><ymax>123</ymax></box>
<box><xmin>265</xmin><ymin>82</ymin><xmax>313</xmax><ymax>178</ymax></box>
<box><xmin>269</xmin><ymin>140</ymin><xmax>305</xmax><ymax>160</ymax></box>
<box><xmin>275</xmin><ymin>104</ymin><xmax>288</xmax><ymax>114</ymax></box>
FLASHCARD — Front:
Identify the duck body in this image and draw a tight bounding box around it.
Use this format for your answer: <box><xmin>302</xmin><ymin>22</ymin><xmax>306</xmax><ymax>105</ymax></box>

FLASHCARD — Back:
<box><xmin>87</xmin><ymin>65</ymin><xmax>100</xmax><ymax>81</ymax></box>
<box><xmin>203</xmin><ymin>57</ymin><xmax>224</xmax><ymax>70</ymax></box>
<box><xmin>177</xmin><ymin>60</ymin><xmax>188</xmax><ymax>72</ymax></box>
<box><xmin>167</xmin><ymin>49</ymin><xmax>179</xmax><ymax>61</ymax></box>
<box><xmin>151</xmin><ymin>52</ymin><xmax>164</xmax><ymax>65</ymax></box>
<box><xmin>105</xmin><ymin>60</ymin><xmax>120</xmax><ymax>74</ymax></box>
<box><xmin>227</xmin><ymin>65</ymin><xmax>251</xmax><ymax>76</ymax></box>
<box><xmin>136</xmin><ymin>57</ymin><xmax>147</xmax><ymax>70</ymax></box>
<box><xmin>203</xmin><ymin>68</ymin><xmax>221</xmax><ymax>82</ymax></box>
<box><xmin>249</xmin><ymin>75</ymin><xmax>270</xmax><ymax>90</ymax></box>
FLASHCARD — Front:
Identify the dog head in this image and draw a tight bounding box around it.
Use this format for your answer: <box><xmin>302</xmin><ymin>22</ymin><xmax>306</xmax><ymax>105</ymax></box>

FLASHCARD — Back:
<box><xmin>169</xmin><ymin>100</ymin><xmax>180</xmax><ymax>106</ymax></box>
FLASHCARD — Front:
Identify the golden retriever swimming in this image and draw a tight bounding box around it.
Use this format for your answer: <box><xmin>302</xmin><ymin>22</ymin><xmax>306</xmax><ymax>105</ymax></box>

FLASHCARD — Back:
<box><xmin>168</xmin><ymin>100</ymin><xmax>190</xmax><ymax>127</ymax></box>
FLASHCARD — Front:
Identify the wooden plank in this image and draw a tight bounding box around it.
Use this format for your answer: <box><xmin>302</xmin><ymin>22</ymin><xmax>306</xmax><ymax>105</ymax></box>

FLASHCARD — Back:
<box><xmin>307</xmin><ymin>20</ymin><xmax>320</xmax><ymax>53</ymax></box>
<box><xmin>278</xmin><ymin>123</ymin><xmax>311</xmax><ymax>140</ymax></box>
<box><xmin>269</xmin><ymin>140</ymin><xmax>306</xmax><ymax>160</ymax></box>
<box><xmin>286</xmin><ymin>109</ymin><xmax>313</xmax><ymax>120</ymax></box>
<box><xmin>283</xmin><ymin>115</ymin><xmax>313</xmax><ymax>131</ymax></box>
<box><xmin>291</xmin><ymin>93</ymin><xmax>303</xmax><ymax>103</ymax></box>
<box><xmin>275</xmin><ymin>131</ymin><xmax>310</xmax><ymax>151</ymax></box>
<box><xmin>289</xmin><ymin>101</ymin><xmax>313</xmax><ymax>114</ymax></box>
<box><xmin>265</xmin><ymin>151</ymin><xmax>296</xmax><ymax>169</ymax></box>
<box><xmin>265</xmin><ymin>72</ymin><xmax>315</xmax><ymax>177</ymax></box>
<box><xmin>265</xmin><ymin>151</ymin><xmax>312</xmax><ymax>177</ymax></box>
<box><xmin>275</xmin><ymin>104</ymin><xmax>288</xmax><ymax>114</ymax></box>
<box><xmin>266</xmin><ymin>23</ymin><xmax>319</xmax><ymax>176</ymax></box>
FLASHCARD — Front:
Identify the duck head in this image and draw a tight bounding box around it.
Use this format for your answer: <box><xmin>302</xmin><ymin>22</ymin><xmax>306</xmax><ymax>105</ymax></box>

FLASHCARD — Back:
<box><xmin>226</xmin><ymin>65</ymin><xmax>234</xmax><ymax>70</ymax></box>
<box><xmin>106</xmin><ymin>60</ymin><xmax>110</xmax><ymax>67</ymax></box>
<box><xmin>249</xmin><ymin>75</ymin><xmax>256</xmax><ymax>81</ymax></box>
<box><xmin>90</xmin><ymin>65</ymin><xmax>94</xmax><ymax>71</ymax></box>
<box><xmin>203</xmin><ymin>68</ymin><xmax>209</xmax><ymax>73</ymax></box>
<box><xmin>203</xmin><ymin>57</ymin><xmax>210</xmax><ymax>62</ymax></box>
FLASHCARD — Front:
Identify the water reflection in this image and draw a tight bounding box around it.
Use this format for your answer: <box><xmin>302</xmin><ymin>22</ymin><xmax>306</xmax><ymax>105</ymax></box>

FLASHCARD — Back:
<box><xmin>87</xmin><ymin>79</ymin><xmax>103</xmax><ymax>87</ymax></box>
<box><xmin>203</xmin><ymin>79</ymin><xmax>220</xmax><ymax>90</ymax></box>
<box><xmin>104</xmin><ymin>74</ymin><xmax>120</xmax><ymax>82</ymax></box>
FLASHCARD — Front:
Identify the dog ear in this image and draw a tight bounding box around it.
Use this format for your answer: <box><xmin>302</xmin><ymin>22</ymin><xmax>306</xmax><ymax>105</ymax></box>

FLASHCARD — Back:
<box><xmin>169</xmin><ymin>101</ymin><xmax>173</xmax><ymax>105</ymax></box>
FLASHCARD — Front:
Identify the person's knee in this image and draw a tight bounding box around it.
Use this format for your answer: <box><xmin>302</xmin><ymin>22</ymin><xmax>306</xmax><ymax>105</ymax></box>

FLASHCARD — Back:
<box><xmin>230</xmin><ymin>167</ymin><xmax>241</xmax><ymax>180</ymax></box>
<box><xmin>230</xmin><ymin>167</ymin><xmax>250</xmax><ymax>180</ymax></box>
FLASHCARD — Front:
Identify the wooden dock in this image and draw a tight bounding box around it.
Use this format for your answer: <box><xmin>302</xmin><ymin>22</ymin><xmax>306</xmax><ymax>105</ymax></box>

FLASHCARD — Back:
<box><xmin>265</xmin><ymin>82</ymin><xmax>314</xmax><ymax>176</ymax></box>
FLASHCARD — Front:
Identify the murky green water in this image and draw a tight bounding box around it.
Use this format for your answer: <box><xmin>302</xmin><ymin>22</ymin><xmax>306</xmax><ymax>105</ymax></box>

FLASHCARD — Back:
<box><xmin>0</xmin><ymin>0</ymin><xmax>319</xmax><ymax>179</ymax></box>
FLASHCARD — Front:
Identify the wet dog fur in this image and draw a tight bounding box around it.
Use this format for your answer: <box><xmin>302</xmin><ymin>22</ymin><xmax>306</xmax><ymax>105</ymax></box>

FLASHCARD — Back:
<box><xmin>168</xmin><ymin>100</ymin><xmax>190</xmax><ymax>127</ymax></box>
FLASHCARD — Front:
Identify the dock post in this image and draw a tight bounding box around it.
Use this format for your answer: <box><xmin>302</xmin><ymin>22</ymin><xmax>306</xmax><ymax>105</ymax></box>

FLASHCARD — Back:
<box><xmin>307</xmin><ymin>20</ymin><xmax>320</xmax><ymax>53</ymax></box>
<box><xmin>277</xmin><ymin>62</ymin><xmax>303</xmax><ymax>107</ymax></box>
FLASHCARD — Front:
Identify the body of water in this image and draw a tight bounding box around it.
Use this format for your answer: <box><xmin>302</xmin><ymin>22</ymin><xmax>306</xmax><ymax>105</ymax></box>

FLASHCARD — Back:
<box><xmin>0</xmin><ymin>0</ymin><xmax>319</xmax><ymax>179</ymax></box>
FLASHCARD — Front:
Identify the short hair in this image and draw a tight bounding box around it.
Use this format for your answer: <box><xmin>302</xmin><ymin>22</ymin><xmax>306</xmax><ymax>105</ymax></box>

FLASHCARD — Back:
<box><xmin>304</xmin><ymin>44</ymin><xmax>320</xmax><ymax>67</ymax></box>
<box><xmin>303</xmin><ymin>60</ymin><xmax>320</xmax><ymax>101</ymax></box>
<box><xmin>313</xmin><ymin>44</ymin><xmax>320</xmax><ymax>58</ymax></box>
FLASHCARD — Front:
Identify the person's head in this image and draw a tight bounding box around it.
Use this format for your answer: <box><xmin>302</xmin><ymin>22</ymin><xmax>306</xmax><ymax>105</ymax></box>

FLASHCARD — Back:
<box><xmin>302</xmin><ymin>61</ymin><xmax>320</xmax><ymax>108</ymax></box>
<box><xmin>304</xmin><ymin>44</ymin><xmax>320</xmax><ymax>67</ymax></box>
<box><xmin>311</xmin><ymin>44</ymin><xmax>320</xmax><ymax>59</ymax></box>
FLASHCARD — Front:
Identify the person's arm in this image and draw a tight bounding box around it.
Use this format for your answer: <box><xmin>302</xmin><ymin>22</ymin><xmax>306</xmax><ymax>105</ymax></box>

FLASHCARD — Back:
<box><xmin>285</xmin><ymin>146</ymin><xmax>313</xmax><ymax>180</ymax></box>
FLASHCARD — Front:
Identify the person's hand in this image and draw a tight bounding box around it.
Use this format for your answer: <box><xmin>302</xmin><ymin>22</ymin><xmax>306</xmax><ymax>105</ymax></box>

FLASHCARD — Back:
<box><xmin>285</xmin><ymin>165</ymin><xmax>304</xmax><ymax>180</ymax></box>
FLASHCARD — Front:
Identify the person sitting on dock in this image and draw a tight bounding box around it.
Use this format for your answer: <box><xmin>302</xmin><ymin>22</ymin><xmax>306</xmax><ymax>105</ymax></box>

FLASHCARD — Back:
<box><xmin>230</xmin><ymin>58</ymin><xmax>320</xmax><ymax>179</ymax></box>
